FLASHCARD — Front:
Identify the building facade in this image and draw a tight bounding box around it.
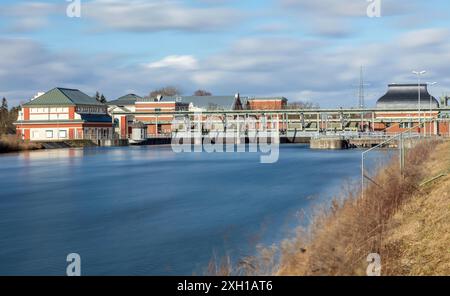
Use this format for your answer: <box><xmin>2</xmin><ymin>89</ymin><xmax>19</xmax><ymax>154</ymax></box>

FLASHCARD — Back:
<box><xmin>374</xmin><ymin>83</ymin><xmax>445</xmax><ymax>134</ymax></box>
<box><xmin>245</xmin><ymin>97</ymin><xmax>287</xmax><ymax>110</ymax></box>
<box><xmin>15</xmin><ymin>88</ymin><xmax>113</xmax><ymax>141</ymax></box>
<box><xmin>117</xmin><ymin>94</ymin><xmax>244</xmax><ymax>137</ymax></box>
<box><xmin>108</xmin><ymin>94</ymin><xmax>143</xmax><ymax>139</ymax></box>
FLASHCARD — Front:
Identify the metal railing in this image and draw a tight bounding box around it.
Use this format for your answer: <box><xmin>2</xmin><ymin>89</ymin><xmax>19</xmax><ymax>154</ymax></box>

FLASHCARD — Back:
<box><xmin>360</xmin><ymin>120</ymin><xmax>437</xmax><ymax>199</ymax></box>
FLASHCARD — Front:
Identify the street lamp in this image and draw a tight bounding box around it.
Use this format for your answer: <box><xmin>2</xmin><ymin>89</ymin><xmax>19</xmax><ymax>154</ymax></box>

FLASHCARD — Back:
<box><xmin>426</xmin><ymin>81</ymin><xmax>437</xmax><ymax>136</ymax></box>
<box><xmin>412</xmin><ymin>70</ymin><xmax>426</xmax><ymax>136</ymax></box>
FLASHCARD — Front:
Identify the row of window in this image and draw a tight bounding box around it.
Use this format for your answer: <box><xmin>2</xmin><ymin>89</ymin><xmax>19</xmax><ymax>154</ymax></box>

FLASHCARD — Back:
<box><xmin>30</xmin><ymin>108</ymin><xmax>68</xmax><ymax>113</ymax></box>
<box><xmin>44</xmin><ymin>130</ymin><xmax>67</xmax><ymax>138</ymax></box>
<box><xmin>76</xmin><ymin>107</ymin><xmax>106</xmax><ymax>114</ymax></box>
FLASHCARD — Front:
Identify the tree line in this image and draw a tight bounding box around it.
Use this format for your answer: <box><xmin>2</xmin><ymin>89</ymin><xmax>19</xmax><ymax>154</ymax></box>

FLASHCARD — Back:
<box><xmin>146</xmin><ymin>86</ymin><xmax>212</xmax><ymax>99</ymax></box>
<box><xmin>0</xmin><ymin>98</ymin><xmax>19</xmax><ymax>135</ymax></box>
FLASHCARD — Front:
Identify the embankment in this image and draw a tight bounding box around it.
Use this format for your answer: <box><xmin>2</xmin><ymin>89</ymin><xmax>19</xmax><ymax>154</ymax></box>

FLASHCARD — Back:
<box><xmin>277</xmin><ymin>139</ymin><xmax>450</xmax><ymax>275</ymax></box>
<box><xmin>0</xmin><ymin>135</ymin><xmax>43</xmax><ymax>153</ymax></box>
<box><xmin>0</xmin><ymin>135</ymin><xmax>98</xmax><ymax>154</ymax></box>
<box><xmin>208</xmin><ymin>139</ymin><xmax>450</xmax><ymax>275</ymax></box>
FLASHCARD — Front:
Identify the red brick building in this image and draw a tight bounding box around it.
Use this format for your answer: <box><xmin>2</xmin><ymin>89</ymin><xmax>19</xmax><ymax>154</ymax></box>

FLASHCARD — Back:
<box><xmin>246</xmin><ymin>97</ymin><xmax>287</xmax><ymax>110</ymax></box>
<box><xmin>15</xmin><ymin>88</ymin><xmax>113</xmax><ymax>141</ymax></box>
<box><xmin>373</xmin><ymin>84</ymin><xmax>448</xmax><ymax>134</ymax></box>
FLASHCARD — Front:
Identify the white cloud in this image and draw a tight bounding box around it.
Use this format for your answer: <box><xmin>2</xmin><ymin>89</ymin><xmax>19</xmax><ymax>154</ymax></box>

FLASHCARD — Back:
<box><xmin>278</xmin><ymin>0</ymin><xmax>418</xmax><ymax>37</ymax></box>
<box><xmin>0</xmin><ymin>2</ymin><xmax>62</xmax><ymax>32</ymax></box>
<box><xmin>398</xmin><ymin>28</ymin><xmax>450</xmax><ymax>49</ymax></box>
<box><xmin>146</xmin><ymin>55</ymin><xmax>199</xmax><ymax>70</ymax></box>
<box><xmin>84</xmin><ymin>0</ymin><xmax>241</xmax><ymax>32</ymax></box>
<box><xmin>3</xmin><ymin>27</ymin><xmax>450</xmax><ymax>108</ymax></box>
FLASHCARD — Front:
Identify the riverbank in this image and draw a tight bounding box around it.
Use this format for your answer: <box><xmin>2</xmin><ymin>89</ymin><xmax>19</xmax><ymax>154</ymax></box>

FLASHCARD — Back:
<box><xmin>0</xmin><ymin>135</ymin><xmax>99</xmax><ymax>154</ymax></box>
<box><xmin>0</xmin><ymin>135</ymin><xmax>43</xmax><ymax>153</ymax></box>
<box><xmin>209</xmin><ymin>139</ymin><xmax>449</xmax><ymax>275</ymax></box>
<box><xmin>277</xmin><ymin>139</ymin><xmax>450</xmax><ymax>275</ymax></box>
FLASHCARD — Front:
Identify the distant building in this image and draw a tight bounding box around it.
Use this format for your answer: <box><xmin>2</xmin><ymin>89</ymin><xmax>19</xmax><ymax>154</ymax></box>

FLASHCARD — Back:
<box><xmin>376</xmin><ymin>84</ymin><xmax>439</xmax><ymax>109</ymax></box>
<box><xmin>108</xmin><ymin>93</ymin><xmax>142</xmax><ymax>113</ymax></box>
<box><xmin>162</xmin><ymin>94</ymin><xmax>243</xmax><ymax>112</ymax></box>
<box><xmin>108</xmin><ymin>94</ymin><xmax>142</xmax><ymax>139</ymax></box>
<box><xmin>131</xmin><ymin>94</ymin><xmax>243</xmax><ymax>136</ymax></box>
<box><xmin>245</xmin><ymin>97</ymin><xmax>287</xmax><ymax>110</ymax></box>
<box><xmin>15</xmin><ymin>87</ymin><xmax>113</xmax><ymax>141</ymax></box>
<box><xmin>133</xmin><ymin>96</ymin><xmax>188</xmax><ymax>136</ymax></box>
<box><xmin>374</xmin><ymin>83</ymin><xmax>447</xmax><ymax>134</ymax></box>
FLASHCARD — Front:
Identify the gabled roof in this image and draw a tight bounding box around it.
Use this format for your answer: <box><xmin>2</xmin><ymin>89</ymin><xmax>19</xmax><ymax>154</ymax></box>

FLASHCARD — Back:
<box><xmin>160</xmin><ymin>95</ymin><xmax>240</xmax><ymax>110</ymax></box>
<box><xmin>108</xmin><ymin>93</ymin><xmax>142</xmax><ymax>106</ymax></box>
<box><xmin>23</xmin><ymin>88</ymin><xmax>104</xmax><ymax>107</ymax></box>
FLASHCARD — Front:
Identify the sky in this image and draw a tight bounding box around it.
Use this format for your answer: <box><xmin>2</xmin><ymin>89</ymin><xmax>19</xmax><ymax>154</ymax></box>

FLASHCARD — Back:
<box><xmin>1</xmin><ymin>0</ymin><xmax>450</xmax><ymax>107</ymax></box>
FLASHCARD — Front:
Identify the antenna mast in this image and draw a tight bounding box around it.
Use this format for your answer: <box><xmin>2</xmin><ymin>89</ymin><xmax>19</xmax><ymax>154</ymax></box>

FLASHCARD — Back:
<box><xmin>358</xmin><ymin>66</ymin><xmax>365</xmax><ymax>108</ymax></box>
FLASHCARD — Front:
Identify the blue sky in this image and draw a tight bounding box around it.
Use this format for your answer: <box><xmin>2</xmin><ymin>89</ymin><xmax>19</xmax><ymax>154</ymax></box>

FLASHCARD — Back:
<box><xmin>1</xmin><ymin>0</ymin><xmax>450</xmax><ymax>107</ymax></box>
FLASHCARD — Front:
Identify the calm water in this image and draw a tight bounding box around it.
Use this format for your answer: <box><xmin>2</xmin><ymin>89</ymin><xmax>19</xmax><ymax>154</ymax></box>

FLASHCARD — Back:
<box><xmin>0</xmin><ymin>145</ymin><xmax>380</xmax><ymax>275</ymax></box>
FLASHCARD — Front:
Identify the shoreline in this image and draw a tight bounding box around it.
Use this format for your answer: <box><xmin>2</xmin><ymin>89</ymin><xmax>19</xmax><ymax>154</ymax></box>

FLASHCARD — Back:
<box><xmin>278</xmin><ymin>139</ymin><xmax>450</xmax><ymax>275</ymax></box>
<box><xmin>207</xmin><ymin>139</ymin><xmax>450</xmax><ymax>275</ymax></box>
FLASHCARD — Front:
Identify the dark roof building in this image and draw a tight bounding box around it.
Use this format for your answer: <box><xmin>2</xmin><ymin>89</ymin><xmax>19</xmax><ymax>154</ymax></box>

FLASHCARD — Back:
<box><xmin>376</xmin><ymin>84</ymin><xmax>439</xmax><ymax>109</ymax></box>
<box><xmin>108</xmin><ymin>93</ymin><xmax>142</xmax><ymax>106</ymax></box>
<box><xmin>138</xmin><ymin>94</ymin><xmax>243</xmax><ymax>111</ymax></box>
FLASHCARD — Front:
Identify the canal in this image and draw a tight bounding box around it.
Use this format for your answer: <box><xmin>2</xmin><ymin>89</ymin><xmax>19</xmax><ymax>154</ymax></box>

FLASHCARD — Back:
<box><xmin>0</xmin><ymin>144</ymin><xmax>387</xmax><ymax>275</ymax></box>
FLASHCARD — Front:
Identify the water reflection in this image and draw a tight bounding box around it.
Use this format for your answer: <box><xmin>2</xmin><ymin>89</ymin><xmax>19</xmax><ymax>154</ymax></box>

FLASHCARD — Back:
<box><xmin>0</xmin><ymin>145</ymin><xmax>385</xmax><ymax>275</ymax></box>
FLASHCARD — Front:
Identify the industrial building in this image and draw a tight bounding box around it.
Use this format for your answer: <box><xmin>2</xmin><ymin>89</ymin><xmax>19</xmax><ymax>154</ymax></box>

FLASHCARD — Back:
<box><xmin>374</xmin><ymin>83</ymin><xmax>448</xmax><ymax>135</ymax></box>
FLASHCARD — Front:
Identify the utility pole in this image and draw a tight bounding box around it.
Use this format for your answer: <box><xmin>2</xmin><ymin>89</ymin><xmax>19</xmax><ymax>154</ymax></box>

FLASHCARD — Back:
<box><xmin>358</xmin><ymin>65</ymin><xmax>366</xmax><ymax>109</ymax></box>
<box><xmin>357</xmin><ymin>66</ymin><xmax>370</xmax><ymax>132</ymax></box>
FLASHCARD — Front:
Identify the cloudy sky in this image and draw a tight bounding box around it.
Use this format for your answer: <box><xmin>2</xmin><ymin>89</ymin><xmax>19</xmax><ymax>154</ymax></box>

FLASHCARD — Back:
<box><xmin>1</xmin><ymin>0</ymin><xmax>450</xmax><ymax>107</ymax></box>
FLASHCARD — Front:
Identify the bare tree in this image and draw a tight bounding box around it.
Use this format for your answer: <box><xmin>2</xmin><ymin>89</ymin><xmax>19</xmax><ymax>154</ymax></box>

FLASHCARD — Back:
<box><xmin>149</xmin><ymin>86</ymin><xmax>180</xmax><ymax>98</ymax></box>
<box><xmin>286</xmin><ymin>101</ymin><xmax>319</xmax><ymax>110</ymax></box>
<box><xmin>194</xmin><ymin>89</ymin><xmax>212</xmax><ymax>96</ymax></box>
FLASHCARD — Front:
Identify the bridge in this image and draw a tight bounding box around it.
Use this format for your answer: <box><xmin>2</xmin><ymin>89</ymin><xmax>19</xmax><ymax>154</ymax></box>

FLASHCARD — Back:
<box><xmin>111</xmin><ymin>107</ymin><xmax>450</xmax><ymax>138</ymax></box>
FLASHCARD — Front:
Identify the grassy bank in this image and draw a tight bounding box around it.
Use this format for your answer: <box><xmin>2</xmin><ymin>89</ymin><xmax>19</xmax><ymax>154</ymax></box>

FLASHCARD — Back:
<box><xmin>0</xmin><ymin>134</ymin><xmax>43</xmax><ymax>153</ymax></box>
<box><xmin>0</xmin><ymin>135</ymin><xmax>100</xmax><ymax>153</ymax></box>
<box><xmin>208</xmin><ymin>140</ymin><xmax>450</xmax><ymax>275</ymax></box>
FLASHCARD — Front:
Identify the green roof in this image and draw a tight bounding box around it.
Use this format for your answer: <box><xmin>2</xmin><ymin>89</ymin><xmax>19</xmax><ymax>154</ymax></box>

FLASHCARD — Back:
<box><xmin>108</xmin><ymin>93</ymin><xmax>142</xmax><ymax>106</ymax></box>
<box><xmin>23</xmin><ymin>88</ymin><xmax>104</xmax><ymax>107</ymax></box>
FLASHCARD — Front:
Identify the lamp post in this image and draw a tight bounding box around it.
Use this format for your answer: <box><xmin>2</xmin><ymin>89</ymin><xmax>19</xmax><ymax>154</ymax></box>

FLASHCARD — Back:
<box><xmin>426</xmin><ymin>82</ymin><xmax>437</xmax><ymax>136</ymax></box>
<box><xmin>412</xmin><ymin>70</ymin><xmax>426</xmax><ymax>136</ymax></box>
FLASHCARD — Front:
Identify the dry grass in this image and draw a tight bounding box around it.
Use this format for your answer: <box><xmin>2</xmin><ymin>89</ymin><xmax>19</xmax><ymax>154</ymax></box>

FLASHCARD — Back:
<box><xmin>207</xmin><ymin>139</ymin><xmax>449</xmax><ymax>276</ymax></box>
<box><xmin>382</xmin><ymin>140</ymin><xmax>450</xmax><ymax>275</ymax></box>
<box><xmin>0</xmin><ymin>134</ymin><xmax>42</xmax><ymax>153</ymax></box>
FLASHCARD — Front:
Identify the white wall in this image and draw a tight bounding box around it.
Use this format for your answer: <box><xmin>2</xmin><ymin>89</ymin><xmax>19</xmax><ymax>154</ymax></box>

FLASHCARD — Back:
<box><xmin>30</xmin><ymin>128</ymin><xmax>70</xmax><ymax>141</ymax></box>
<box><xmin>29</xmin><ymin>107</ymin><xmax>70</xmax><ymax>121</ymax></box>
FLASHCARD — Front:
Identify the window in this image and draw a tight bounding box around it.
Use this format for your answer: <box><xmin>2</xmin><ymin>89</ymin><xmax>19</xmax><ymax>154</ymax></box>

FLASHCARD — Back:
<box><xmin>46</xmin><ymin>130</ymin><xmax>53</xmax><ymax>138</ymax></box>
<box><xmin>59</xmin><ymin>130</ymin><xmax>67</xmax><ymax>138</ymax></box>
<box><xmin>155</xmin><ymin>108</ymin><xmax>161</xmax><ymax>112</ymax></box>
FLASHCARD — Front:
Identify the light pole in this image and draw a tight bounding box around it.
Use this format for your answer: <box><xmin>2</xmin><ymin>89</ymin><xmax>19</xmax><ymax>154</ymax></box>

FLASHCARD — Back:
<box><xmin>412</xmin><ymin>70</ymin><xmax>426</xmax><ymax>136</ymax></box>
<box><xmin>426</xmin><ymin>82</ymin><xmax>437</xmax><ymax>136</ymax></box>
